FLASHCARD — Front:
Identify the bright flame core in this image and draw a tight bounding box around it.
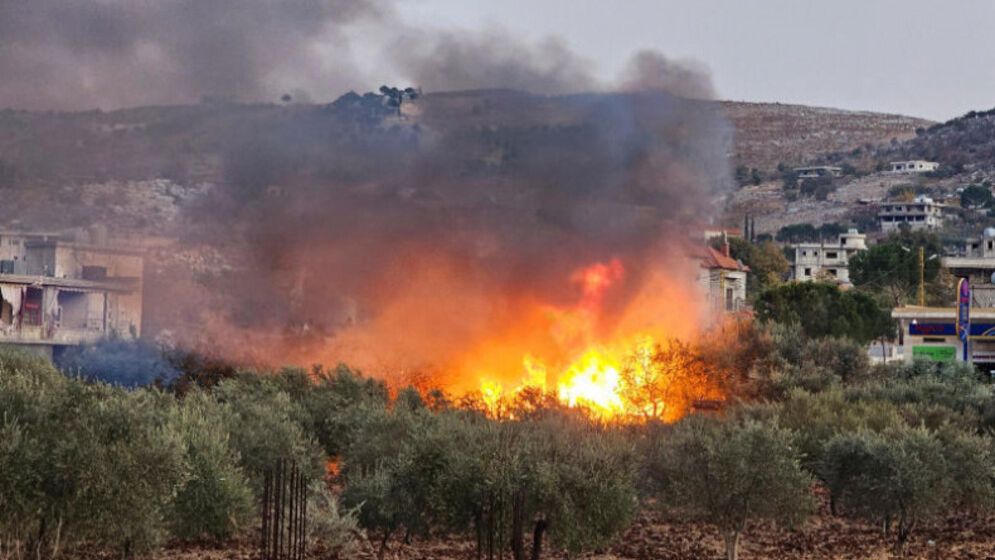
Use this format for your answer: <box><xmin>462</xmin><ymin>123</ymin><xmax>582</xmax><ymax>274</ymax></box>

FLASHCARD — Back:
<box><xmin>471</xmin><ymin>258</ymin><xmax>720</xmax><ymax>422</ymax></box>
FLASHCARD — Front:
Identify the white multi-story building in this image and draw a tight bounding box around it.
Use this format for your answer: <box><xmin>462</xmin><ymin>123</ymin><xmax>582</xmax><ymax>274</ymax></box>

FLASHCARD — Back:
<box><xmin>878</xmin><ymin>195</ymin><xmax>945</xmax><ymax>232</ymax></box>
<box><xmin>791</xmin><ymin>229</ymin><xmax>867</xmax><ymax>286</ymax></box>
<box><xmin>890</xmin><ymin>160</ymin><xmax>939</xmax><ymax>173</ymax></box>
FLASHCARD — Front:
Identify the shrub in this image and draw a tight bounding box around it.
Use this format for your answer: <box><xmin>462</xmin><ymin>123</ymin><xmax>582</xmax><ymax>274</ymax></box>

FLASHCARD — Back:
<box><xmin>308</xmin><ymin>481</ymin><xmax>359</xmax><ymax>556</ymax></box>
<box><xmin>214</xmin><ymin>375</ymin><xmax>324</xmax><ymax>486</ymax></box>
<box><xmin>651</xmin><ymin>417</ymin><xmax>814</xmax><ymax>560</ymax></box>
<box><xmin>168</xmin><ymin>391</ymin><xmax>254</xmax><ymax>541</ymax></box>
<box><xmin>774</xmin><ymin>389</ymin><xmax>903</xmax><ymax>479</ymax></box>
<box><xmin>821</xmin><ymin>427</ymin><xmax>994</xmax><ymax>554</ymax></box>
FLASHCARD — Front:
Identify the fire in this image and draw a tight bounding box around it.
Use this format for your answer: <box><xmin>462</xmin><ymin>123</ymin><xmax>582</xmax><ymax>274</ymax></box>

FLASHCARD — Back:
<box><xmin>470</xmin><ymin>259</ymin><xmax>718</xmax><ymax>422</ymax></box>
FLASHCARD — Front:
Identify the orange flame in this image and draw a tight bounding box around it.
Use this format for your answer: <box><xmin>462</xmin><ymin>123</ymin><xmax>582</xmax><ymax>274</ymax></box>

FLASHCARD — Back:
<box><xmin>471</xmin><ymin>259</ymin><xmax>719</xmax><ymax>422</ymax></box>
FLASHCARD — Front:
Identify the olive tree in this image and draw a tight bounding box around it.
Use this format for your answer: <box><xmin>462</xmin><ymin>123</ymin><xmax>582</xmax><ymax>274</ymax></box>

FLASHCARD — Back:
<box><xmin>821</xmin><ymin>427</ymin><xmax>994</xmax><ymax>554</ymax></box>
<box><xmin>168</xmin><ymin>391</ymin><xmax>254</xmax><ymax>540</ymax></box>
<box><xmin>651</xmin><ymin>417</ymin><xmax>814</xmax><ymax>560</ymax></box>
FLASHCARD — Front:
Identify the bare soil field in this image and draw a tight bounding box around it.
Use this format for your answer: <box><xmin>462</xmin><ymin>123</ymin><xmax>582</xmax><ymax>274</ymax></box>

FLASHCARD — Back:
<box><xmin>68</xmin><ymin>506</ymin><xmax>995</xmax><ymax>560</ymax></box>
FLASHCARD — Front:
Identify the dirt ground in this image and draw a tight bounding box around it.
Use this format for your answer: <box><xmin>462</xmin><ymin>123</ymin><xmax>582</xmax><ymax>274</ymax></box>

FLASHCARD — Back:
<box><xmin>133</xmin><ymin>506</ymin><xmax>995</xmax><ymax>560</ymax></box>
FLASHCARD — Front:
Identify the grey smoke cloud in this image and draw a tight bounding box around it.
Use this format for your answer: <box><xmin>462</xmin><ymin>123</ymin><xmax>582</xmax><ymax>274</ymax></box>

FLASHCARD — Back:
<box><xmin>0</xmin><ymin>1</ymin><xmax>718</xmax><ymax>110</ymax></box>
<box><xmin>0</xmin><ymin>0</ymin><xmax>731</xmax><ymax>377</ymax></box>
<box><xmin>619</xmin><ymin>50</ymin><xmax>716</xmax><ymax>100</ymax></box>
<box><xmin>389</xmin><ymin>27</ymin><xmax>599</xmax><ymax>95</ymax></box>
<box><xmin>0</xmin><ymin>0</ymin><xmax>382</xmax><ymax>110</ymax></box>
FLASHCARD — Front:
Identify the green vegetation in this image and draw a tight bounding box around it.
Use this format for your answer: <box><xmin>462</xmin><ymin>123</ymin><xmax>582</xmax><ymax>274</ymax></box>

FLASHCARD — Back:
<box><xmin>775</xmin><ymin>222</ymin><xmax>847</xmax><ymax>243</ymax></box>
<box><xmin>4</xmin><ymin>314</ymin><xmax>995</xmax><ymax>559</ymax></box>
<box><xmin>849</xmin><ymin>231</ymin><xmax>946</xmax><ymax>305</ymax></box>
<box><xmin>650</xmin><ymin>418</ymin><xmax>814</xmax><ymax>560</ymax></box>
<box><xmin>961</xmin><ymin>184</ymin><xmax>993</xmax><ymax>209</ymax></box>
<box><xmin>754</xmin><ymin>282</ymin><xmax>895</xmax><ymax>344</ymax></box>
<box><xmin>712</xmin><ymin>236</ymin><xmax>789</xmax><ymax>295</ymax></box>
<box><xmin>734</xmin><ymin>165</ymin><xmax>764</xmax><ymax>187</ymax></box>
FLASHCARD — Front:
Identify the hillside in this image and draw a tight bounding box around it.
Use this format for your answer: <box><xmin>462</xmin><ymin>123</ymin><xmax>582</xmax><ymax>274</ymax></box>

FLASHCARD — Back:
<box><xmin>721</xmin><ymin>101</ymin><xmax>932</xmax><ymax>173</ymax></box>
<box><xmin>0</xmin><ymin>90</ymin><xmax>937</xmax><ymax>236</ymax></box>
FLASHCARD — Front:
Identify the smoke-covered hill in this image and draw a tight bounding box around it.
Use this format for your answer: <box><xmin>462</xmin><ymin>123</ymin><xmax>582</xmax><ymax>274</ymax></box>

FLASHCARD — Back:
<box><xmin>0</xmin><ymin>90</ymin><xmax>932</xmax><ymax>230</ymax></box>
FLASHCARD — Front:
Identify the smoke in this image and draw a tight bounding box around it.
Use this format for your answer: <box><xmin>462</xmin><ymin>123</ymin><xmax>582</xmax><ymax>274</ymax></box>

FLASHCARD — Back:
<box><xmin>0</xmin><ymin>1</ymin><xmax>720</xmax><ymax>110</ymax></box>
<box><xmin>166</xmin><ymin>83</ymin><xmax>734</xmax><ymax>383</ymax></box>
<box><xmin>0</xmin><ymin>0</ymin><xmax>382</xmax><ymax>110</ymax></box>
<box><xmin>620</xmin><ymin>50</ymin><xmax>716</xmax><ymax>99</ymax></box>
<box><xmin>0</xmin><ymin>0</ymin><xmax>734</xmax><ymax>386</ymax></box>
<box><xmin>389</xmin><ymin>28</ymin><xmax>598</xmax><ymax>95</ymax></box>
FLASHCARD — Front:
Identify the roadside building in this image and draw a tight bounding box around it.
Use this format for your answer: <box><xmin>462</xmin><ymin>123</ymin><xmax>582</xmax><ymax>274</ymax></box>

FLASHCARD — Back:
<box><xmin>877</xmin><ymin>195</ymin><xmax>945</xmax><ymax>232</ymax></box>
<box><xmin>790</xmin><ymin>228</ymin><xmax>867</xmax><ymax>286</ymax></box>
<box><xmin>690</xmin><ymin>242</ymin><xmax>750</xmax><ymax>314</ymax></box>
<box><xmin>0</xmin><ymin>228</ymin><xmax>144</xmax><ymax>359</ymax></box>
<box><xmin>889</xmin><ymin>160</ymin><xmax>939</xmax><ymax>173</ymax></box>
<box><xmin>892</xmin><ymin>228</ymin><xmax>995</xmax><ymax>376</ymax></box>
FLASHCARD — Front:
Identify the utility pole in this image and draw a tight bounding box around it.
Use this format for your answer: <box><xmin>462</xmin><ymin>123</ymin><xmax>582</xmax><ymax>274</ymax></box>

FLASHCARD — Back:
<box><xmin>918</xmin><ymin>246</ymin><xmax>925</xmax><ymax>306</ymax></box>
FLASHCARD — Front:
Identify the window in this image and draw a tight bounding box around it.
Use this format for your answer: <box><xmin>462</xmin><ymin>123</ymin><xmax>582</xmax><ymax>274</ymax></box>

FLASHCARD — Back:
<box><xmin>828</xmin><ymin>269</ymin><xmax>837</xmax><ymax>276</ymax></box>
<box><xmin>804</xmin><ymin>268</ymin><xmax>812</xmax><ymax>276</ymax></box>
<box><xmin>725</xmin><ymin>288</ymin><xmax>734</xmax><ymax>311</ymax></box>
<box><xmin>826</xmin><ymin>252</ymin><xmax>838</xmax><ymax>259</ymax></box>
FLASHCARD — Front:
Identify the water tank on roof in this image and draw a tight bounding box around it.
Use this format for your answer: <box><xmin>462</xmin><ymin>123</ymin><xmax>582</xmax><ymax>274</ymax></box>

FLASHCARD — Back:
<box><xmin>984</xmin><ymin>227</ymin><xmax>995</xmax><ymax>238</ymax></box>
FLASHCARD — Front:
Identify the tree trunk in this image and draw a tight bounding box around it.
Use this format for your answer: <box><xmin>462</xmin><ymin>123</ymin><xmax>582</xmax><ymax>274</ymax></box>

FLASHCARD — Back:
<box><xmin>894</xmin><ymin>518</ymin><xmax>913</xmax><ymax>557</ymax></box>
<box><xmin>378</xmin><ymin>529</ymin><xmax>392</xmax><ymax>560</ymax></box>
<box><xmin>530</xmin><ymin>519</ymin><xmax>548</xmax><ymax>560</ymax></box>
<box><xmin>510</xmin><ymin>491</ymin><xmax>526</xmax><ymax>560</ymax></box>
<box><xmin>723</xmin><ymin>531</ymin><xmax>740</xmax><ymax>560</ymax></box>
<box><xmin>31</xmin><ymin>516</ymin><xmax>46</xmax><ymax>559</ymax></box>
<box><xmin>474</xmin><ymin>512</ymin><xmax>483</xmax><ymax>560</ymax></box>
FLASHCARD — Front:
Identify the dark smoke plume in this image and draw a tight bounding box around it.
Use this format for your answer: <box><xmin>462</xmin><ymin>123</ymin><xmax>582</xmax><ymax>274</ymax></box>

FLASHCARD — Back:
<box><xmin>171</xmin><ymin>84</ymin><xmax>733</xmax><ymax>378</ymax></box>
<box><xmin>0</xmin><ymin>0</ymin><xmax>733</xmax><ymax>382</ymax></box>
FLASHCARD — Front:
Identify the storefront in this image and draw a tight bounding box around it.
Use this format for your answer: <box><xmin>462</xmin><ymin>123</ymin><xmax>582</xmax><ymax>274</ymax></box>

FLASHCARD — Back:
<box><xmin>893</xmin><ymin>307</ymin><xmax>995</xmax><ymax>376</ymax></box>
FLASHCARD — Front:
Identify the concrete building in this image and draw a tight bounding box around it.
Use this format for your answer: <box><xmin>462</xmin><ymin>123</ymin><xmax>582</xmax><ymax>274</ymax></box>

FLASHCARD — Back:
<box><xmin>0</xmin><ymin>228</ymin><xmax>144</xmax><ymax>359</ymax></box>
<box><xmin>944</xmin><ymin>228</ymin><xmax>995</xmax><ymax>308</ymax></box>
<box><xmin>691</xmin><ymin>243</ymin><xmax>749</xmax><ymax>314</ymax></box>
<box><xmin>893</xmin><ymin>229</ymin><xmax>995</xmax><ymax>375</ymax></box>
<box><xmin>890</xmin><ymin>160</ymin><xmax>939</xmax><ymax>173</ymax></box>
<box><xmin>794</xmin><ymin>166</ymin><xmax>843</xmax><ymax>179</ymax></box>
<box><xmin>791</xmin><ymin>228</ymin><xmax>867</xmax><ymax>286</ymax></box>
<box><xmin>877</xmin><ymin>195</ymin><xmax>945</xmax><ymax>232</ymax></box>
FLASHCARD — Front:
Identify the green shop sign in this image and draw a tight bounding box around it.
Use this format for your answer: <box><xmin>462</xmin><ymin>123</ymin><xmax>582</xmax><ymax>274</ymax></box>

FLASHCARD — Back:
<box><xmin>912</xmin><ymin>345</ymin><xmax>956</xmax><ymax>362</ymax></box>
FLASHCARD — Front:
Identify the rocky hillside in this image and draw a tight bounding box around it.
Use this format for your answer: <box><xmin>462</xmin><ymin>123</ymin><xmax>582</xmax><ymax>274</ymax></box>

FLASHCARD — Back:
<box><xmin>721</xmin><ymin>101</ymin><xmax>933</xmax><ymax>173</ymax></box>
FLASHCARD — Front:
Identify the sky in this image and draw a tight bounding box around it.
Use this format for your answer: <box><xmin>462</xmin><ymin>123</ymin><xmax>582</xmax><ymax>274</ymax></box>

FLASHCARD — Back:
<box><xmin>394</xmin><ymin>0</ymin><xmax>995</xmax><ymax>121</ymax></box>
<box><xmin>1</xmin><ymin>0</ymin><xmax>992</xmax><ymax>121</ymax></box>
